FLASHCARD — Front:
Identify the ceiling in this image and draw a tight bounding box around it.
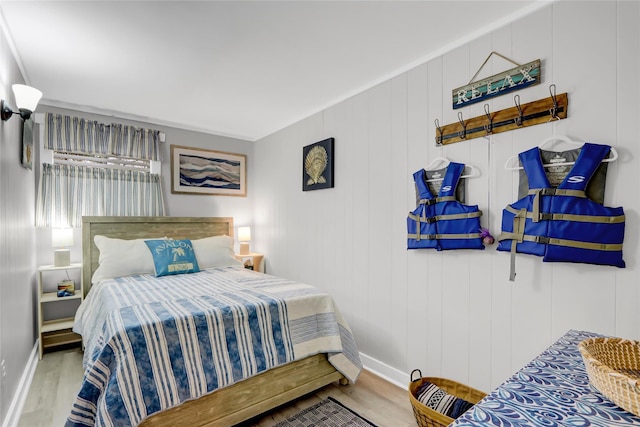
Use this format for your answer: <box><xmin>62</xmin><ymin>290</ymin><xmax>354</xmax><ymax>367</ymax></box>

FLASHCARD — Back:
<box><xmin>1</xmin><ymin>1</ymin><xmax>546</xmax><ymax>141</ymax></box>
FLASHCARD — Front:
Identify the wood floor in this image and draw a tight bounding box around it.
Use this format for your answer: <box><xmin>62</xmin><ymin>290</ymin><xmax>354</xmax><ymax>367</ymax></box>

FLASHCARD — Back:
<box><xmin>18</xmin><ymin>347</ymin><xmax>417</xmax><ymax>427</ymax></box>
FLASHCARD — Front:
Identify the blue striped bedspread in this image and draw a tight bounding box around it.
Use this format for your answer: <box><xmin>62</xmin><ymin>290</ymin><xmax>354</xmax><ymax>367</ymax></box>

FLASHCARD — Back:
<box><xmin>66</xmin><ymin>267</ymin><xmax>362</xmax><ymax>427</ymax></box>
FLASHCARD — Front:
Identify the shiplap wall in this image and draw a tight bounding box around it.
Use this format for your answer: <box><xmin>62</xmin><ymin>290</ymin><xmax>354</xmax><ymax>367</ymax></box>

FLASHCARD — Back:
<box><xmin>253</xmin><ymin>1</ymin><xmax>640</xmax><ymax>391</ymax></box>
<box><xmin>0</xmin><ymin>26</ymin><xmax>37</xmax><ymax>422</ymax></box>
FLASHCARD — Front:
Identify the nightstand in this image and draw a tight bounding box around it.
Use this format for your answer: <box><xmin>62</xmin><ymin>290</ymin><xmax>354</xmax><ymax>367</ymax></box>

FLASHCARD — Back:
<box><xmin>234</xmin><ymin>253</ymin><xmax>264</xmax><ymax>273</ymax></box>
<box><xmin>37</xmin><ymin>263</ymin><xmax>83</xmax><ymax>359</ymax></box>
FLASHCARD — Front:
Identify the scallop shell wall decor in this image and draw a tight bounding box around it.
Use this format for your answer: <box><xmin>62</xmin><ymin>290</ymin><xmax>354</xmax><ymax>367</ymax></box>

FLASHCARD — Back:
<box><xmin>302</xmin><ymin>138</ymin><xmax>334</xmax><ymax>191</ymax></box>
<box><xmin>305</xmin><ymin>146</ymin><xmax>328</xmax><ymax>185</ymax></box>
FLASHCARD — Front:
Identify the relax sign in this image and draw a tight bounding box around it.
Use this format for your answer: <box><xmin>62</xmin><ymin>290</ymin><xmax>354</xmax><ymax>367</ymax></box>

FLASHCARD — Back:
<box><xmin>452</xmin><ymin>59</ymin><xmax>541</xmax><ymax>109</ymax></box>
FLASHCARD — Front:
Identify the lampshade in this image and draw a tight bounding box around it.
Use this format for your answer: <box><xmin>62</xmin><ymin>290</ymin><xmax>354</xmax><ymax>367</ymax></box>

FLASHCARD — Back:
<box><xmin>52</xmin><ymin>228</ymin><xmax>73</xmax><ymax>267</ymax></box>
<box><xmin>12</xmin><ymin>84</ymin><xmax>42</xmax><ymax>112</ymax></box>
<box><xmin>52</xmin><ymin>228</ymin><xmax>74</xmax><ymax>247</ymax></box>
<box><xmin>238</xmin><ymin>227</ymin><xmax>251</xmax><ymax>242</ymax></box>
<box><xmin>238</xmin><ymin>227</ymin><xmax>251</xmax><ymax>255</ymax></box>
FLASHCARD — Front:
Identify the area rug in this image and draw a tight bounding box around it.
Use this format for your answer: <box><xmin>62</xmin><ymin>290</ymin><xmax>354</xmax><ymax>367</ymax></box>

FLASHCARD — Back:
<box><xmin>274</xmin><ymin>397</ymin><xmax>378</xmax><ymax>427</ymax></box>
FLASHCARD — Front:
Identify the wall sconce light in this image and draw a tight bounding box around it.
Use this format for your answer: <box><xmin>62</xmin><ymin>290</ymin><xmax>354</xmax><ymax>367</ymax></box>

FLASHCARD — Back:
<box><xmin>238</xmin><ymin>226</ymin><xmax>251</xmax><ymax>255</ymax></box>
<box><xmin>1</xmin><ymin>84</ymin><xmax>43</xmax><ymax>121</ymax></box>
<box><xmin>52</xmin><ymin>228</ymin><xmax>74</xmax><ymax>267</ymax></box>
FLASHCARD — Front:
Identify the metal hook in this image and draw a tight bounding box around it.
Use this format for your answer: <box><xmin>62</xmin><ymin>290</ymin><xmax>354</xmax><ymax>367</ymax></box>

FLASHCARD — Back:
<box><xmin>548</xmin><ymin>84</ymin><xmax>560</xmax><ymax>121</ymax></box>
<box><xmin>457</xmin><ymin>112</ymin><xmax>467</xmax><ymax>139</ymax></box>
<box><xmin>434</xmin><ymin>119</ymin><xmax>443</xmax><ymax>146</ymax></box>
<box><xmin>514</xmin><ymin>94</ymin><xmax>524</xmax><ymax>126</ymax></box>
<box><xmin>483</xmin><ymin>104</ymin><xmax>493</xmax><ymax>135</ymax></box>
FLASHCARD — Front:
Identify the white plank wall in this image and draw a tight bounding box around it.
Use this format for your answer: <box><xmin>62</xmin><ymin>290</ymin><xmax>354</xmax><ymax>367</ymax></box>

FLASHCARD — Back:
<box><xmin>253</xmin><ymin>1</ymin><xmax>640</xmax><ymax>392</ymax></box>
<box><xmin>0</xmin><ymin>21</ymin><xmax>38</xmax><ymax>423</ymax></box>
<box><xmin>616</xmin><ymin>1</ymin><xmax>640</xmax><ymax>340</ymax></box>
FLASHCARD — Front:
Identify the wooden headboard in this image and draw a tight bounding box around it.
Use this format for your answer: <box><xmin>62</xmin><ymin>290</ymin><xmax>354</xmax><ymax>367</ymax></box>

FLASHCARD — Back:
<box><xmin>81</xmin><ymin>216</ymin><xmax>234</xmax><ymax>296</ymax></box>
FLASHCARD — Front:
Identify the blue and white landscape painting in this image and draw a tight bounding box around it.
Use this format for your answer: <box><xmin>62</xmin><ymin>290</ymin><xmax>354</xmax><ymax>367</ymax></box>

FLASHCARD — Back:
<box><xmin>179</xmin><ymin>154</ymin><xmax>241</xmax><ymax>190</ymax></box>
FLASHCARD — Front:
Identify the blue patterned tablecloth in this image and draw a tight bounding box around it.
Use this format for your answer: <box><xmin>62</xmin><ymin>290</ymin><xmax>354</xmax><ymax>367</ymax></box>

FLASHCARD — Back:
<box><xmin>451</xmin><ymin>329</ymin><xmax>640</xmax><ymax>427</ymax></box>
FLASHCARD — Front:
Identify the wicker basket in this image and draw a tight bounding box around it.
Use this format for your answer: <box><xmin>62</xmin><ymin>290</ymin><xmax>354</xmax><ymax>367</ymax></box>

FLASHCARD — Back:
<box><xmin>579</xmin><ymin>337</ymin><xmax>640</xmax><ymax>417</ymax></box>
<box><xmin>408</xmin><ymin>370</ymin><xmax>487</xmax><ymax>427</ymax></box>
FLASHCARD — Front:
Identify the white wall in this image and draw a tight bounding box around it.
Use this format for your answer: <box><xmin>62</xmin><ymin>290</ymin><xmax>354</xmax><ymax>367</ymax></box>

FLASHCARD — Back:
<box><xmin>253</xmin><ymin>1</ymin><xmax>640</xmax><ymax>391</ymax></box>
<box><xmin>0</xmin><ymin>21</ymin><xmax>37</xmax><ymax>423</ymax></box>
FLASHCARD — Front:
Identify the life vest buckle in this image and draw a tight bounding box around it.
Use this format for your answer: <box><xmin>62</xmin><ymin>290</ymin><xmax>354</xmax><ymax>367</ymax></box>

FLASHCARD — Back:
<box><xmin>535</xmin><ymin>236</ymin><xmax>550</xmax><ymax>244</ymax></box>
<box><xmin>539</xmin><ymin>213</ymin><xmax>553</xmax><ymax>221</ymax></box>
<box><xmin>539</xmin><ymin>188</ymin><xmax>558</xmax><ymax>196</ymax></box>
<box><xmin>424</xmin><ymin>216</ymin><xmax>437</xmax><ymax>224</ymax></box>
<box><xmin>420</xmin><ymin>198</ymin><xmax>437</xmax><ymax>206</ymax></box>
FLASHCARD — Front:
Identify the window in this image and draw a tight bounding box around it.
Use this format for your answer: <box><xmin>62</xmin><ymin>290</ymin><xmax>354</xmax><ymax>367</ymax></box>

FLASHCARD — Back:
<box><xmin>35</xmin><ymin>113</ymin><xmax>165</xmax><ymax>228</ymax></box>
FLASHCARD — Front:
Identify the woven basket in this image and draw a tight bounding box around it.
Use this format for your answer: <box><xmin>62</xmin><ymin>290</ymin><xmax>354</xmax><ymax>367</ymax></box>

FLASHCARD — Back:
<box><xmin>408</xmin><ymin>370</ymin><xmax>487</xmax><ymax>427</ymax></box>
<box><xmin>579</xmin><ymin>337</ymin><xmax>640</xmax><ymax>417</ymax></box>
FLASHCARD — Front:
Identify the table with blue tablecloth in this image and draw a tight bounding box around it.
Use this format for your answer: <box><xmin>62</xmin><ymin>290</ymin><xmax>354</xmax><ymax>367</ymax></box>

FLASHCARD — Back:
<box><xmin>451</xmin><ymin>329</ymin><xmax>640</xmax><ymax>427</ymax></box>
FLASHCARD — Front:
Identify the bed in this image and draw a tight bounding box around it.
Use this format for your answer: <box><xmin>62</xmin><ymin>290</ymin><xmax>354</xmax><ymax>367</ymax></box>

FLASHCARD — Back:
<box><xmin>67</xmin><ymin>216</ymin><xmax>361</xmax><ymax>427</ymax></box>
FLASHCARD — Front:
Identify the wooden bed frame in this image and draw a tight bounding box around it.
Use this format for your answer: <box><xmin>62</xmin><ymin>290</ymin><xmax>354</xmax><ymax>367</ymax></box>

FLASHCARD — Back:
<box><xmin>81</xmin><ymin>216</ymin><xmax>346</xmax><ymax>427</ymax></box>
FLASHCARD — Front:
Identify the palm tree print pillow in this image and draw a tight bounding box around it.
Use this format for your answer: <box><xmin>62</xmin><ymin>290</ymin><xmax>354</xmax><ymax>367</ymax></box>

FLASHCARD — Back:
<box><xmin>145</xmin><ymin>239</ymin><xmax>200</xmax><ymax>277</ymax></box>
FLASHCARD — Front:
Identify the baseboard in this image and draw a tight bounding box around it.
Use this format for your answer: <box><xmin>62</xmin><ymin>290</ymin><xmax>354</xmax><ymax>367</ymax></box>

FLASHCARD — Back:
<box><xmin>1</xmin><ymin>341</ymin><xmax>38</xmax><ymax>427</ymax></box>
<box><xmin>359</xmin><ymin>352</ymin><xmax>409</xmax><ymax>390</ymax></box>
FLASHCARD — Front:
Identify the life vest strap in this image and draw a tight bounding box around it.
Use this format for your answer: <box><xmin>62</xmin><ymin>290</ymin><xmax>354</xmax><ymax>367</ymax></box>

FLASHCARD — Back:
<box><xmin>524</xmin><ymin>235</ymin><xmax>623</xmax><ymax>251</ymax></box>
<box><xmin>408</xmin><ymin>211</ymin><xmax>482</xmax><ymax>224</ymax></box>
<box><xmin>528</xmin><ymin>188</ymin><xmax>587</xmax><ymax>197</ymax></box>
<box><xmin>408</xmin><ymin>233</ymin><xmax>482</xmax><ymax>240</ymax></box>
<box><xmin>529</xmin><ymin>188</ymin><xmax>586</xmax><ymax>223</ymax></box>
<box><xmin>504</xmin><ymin>205</ymin><xmax>625</xmax><ymax>224</ymax></box>
<box><xmin>507</xmin><ymin>209</ymin><xmax>527</xmax><ymax>281</ymax></box>
<box><xmin>410</xmin><ymin>210</ymin><xmax>482</xmax><ymax>241</ymax></box>
<box><xmin>497</xmin><ymin>228</ymin><xmax>624</xmax><ymax>282</ymax></box>
<box><xmin>499</xmin><ymin>233</ymin><xmax>623</xmax><ymax>251</ymax></box>
<box><xmin>418</xmin><ymin>196</ymin><xmax>457</xmax><ymax>206</ymax></box>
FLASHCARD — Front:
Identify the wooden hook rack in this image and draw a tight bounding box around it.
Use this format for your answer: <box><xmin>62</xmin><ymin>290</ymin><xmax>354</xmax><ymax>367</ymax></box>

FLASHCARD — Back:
<box><xmin>435</xmin><ymin>87</ymin><xmax>568</xmax><ymax>146</ymax></box>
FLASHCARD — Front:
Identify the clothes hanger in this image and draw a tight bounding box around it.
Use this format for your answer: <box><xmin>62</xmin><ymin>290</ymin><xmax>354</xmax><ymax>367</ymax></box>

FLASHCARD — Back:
<box><xmin>425</xmin><ymin>156</ymin><xmax>450</xmax><ymax>170</ymax></box>
<box><xmin>538</xmin><ymin>134</ymin><xmax>580</xmax><ymax>150</ymax></box>
<box><xmin>424</xmin><ymin>156</ymin><xmax>480</xmax><ymax>182</ymax></box>
<box><xmin>504</xmin><ymin>136</ymin><xmax>619</xmax><ymax>170</ymax></box>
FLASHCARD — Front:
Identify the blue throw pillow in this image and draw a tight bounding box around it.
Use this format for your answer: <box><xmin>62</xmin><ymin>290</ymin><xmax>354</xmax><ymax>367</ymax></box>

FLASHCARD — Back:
<box><xmin>144</xmin><ymin>239</ymin><xmax>200</xmax><ymax>277</ymax></box>
<box><xmin>415</xmin><ymin>381</ymin><xmax>474</xmax><ymax>420</ymax></box>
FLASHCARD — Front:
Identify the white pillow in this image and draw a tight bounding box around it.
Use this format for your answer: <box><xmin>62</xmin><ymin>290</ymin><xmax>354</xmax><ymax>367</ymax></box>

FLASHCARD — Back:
<box><xmin>92</xmin><ymin>235</ymin><xmax>165</xmax><ymax>283</ymax></box>
<box><xmin>192</xmin><ymin>235</ymin><xmax>243</xmax><ymax>269</ymax></box>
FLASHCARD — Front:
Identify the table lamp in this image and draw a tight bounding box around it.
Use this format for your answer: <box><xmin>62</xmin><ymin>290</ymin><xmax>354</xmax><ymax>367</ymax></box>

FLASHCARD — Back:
<box><xmin>238</xmin><ymin>226</ymin><xmax>251</xmax><ymax>255</ymax></box>
<box><xmin>52</xmin><ymin>228</ymin><xmax>73</xmax><ymax>267</ymax></box>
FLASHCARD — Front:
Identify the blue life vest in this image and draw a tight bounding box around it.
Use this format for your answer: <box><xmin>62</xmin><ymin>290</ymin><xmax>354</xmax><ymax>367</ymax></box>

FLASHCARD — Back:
<box><xmin>407</xmin><ymin>162</ymin><xmax>484</xmax><ymax>250</ymax></box>
<box><xmin>497</xmin><ymin>143</ymin><xmax>625</xmax><ymax>281</ymax></box>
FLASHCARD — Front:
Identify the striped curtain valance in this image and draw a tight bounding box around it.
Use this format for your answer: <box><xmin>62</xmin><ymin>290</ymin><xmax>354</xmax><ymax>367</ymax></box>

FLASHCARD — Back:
<box><xmin>44</xmin><ymin>112</ymin><xmax>162</xmax><ymax>161</ymax></box>
<box><xmin>36</xmin><ymin>163</ymin><xmax>165</xmax><ymax>228</ymax></box>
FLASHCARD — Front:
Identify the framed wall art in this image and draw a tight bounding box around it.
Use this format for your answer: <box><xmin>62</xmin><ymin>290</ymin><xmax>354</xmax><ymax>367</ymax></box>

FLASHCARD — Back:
<box><xmin>302</xmin><ymin>137</ymin><xmax>334</xmax><ymax>191</ymax></box>
<box><xmin>171</xmin><ymin>145</ymin><xmax>246</xmax><ymax>196</ymax></box>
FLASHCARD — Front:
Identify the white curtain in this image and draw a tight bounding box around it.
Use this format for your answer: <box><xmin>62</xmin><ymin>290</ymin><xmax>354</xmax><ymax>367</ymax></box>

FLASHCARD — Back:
<box><xmin>36</xmin><ymin>113</ymin><xmax>165</xmax><ymax>228</ymax></box>
<box><xmin>44</xmin><ymin>112</ymin><xmax>162</xmax><ymax>161</ymax></box>
<box><xmin>36</xmin><ymin>164</ymin><xmax>165</xmax><ymax>228</ymax></box>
